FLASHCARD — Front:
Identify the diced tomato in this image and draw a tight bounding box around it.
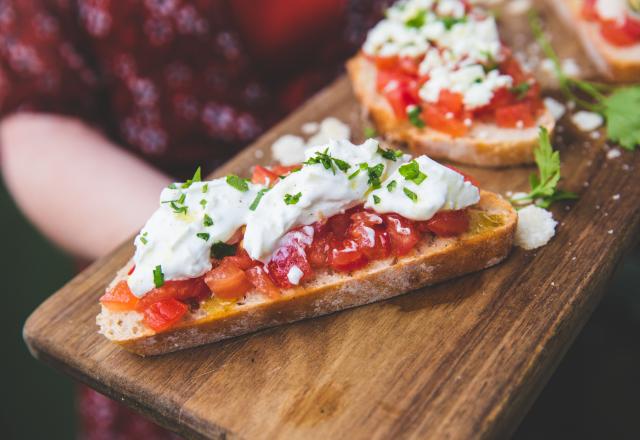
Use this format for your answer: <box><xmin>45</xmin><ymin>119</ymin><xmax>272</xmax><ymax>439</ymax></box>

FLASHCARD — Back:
<box><xmin>308</xmin><ymin>232</ymin><xmax>334</xmax><ymax>268</ymax></box>
<box><xmin>266</xmin><ymin>227</ymin><xmax>314</xmax><ymax>288</ymax></box>
<box><xmin>444</xmin><ymin>165</ymin><xmax>480</xmax><ymax>187</ymax></box>
<box><xmin>581</xmin><ymin>0</ymin><xmax>598</xmax><ymax>21</ymax></box>
<box><xmin>348</xmin><ymin>210</ymin><xmax>390</xmax><ymax>260</ymax></box>
<box><xmin>136</xmin><ymin>278</ymin><xmax>210</xmax><ymax>311</ymax></box>
<box><xmin>142</xmin><ymin>298</ymin><xmax>188</xmax><ymax>333</ymax></box>
<box><xmin>376</xmin><ymin>69</ymin><xmax>420</xmax><ymax>118</ymax></box>
<box><xmin>398</xmin><ymin>56</ymin><xmax>421</xmax><ymax>76</ymax></box>
<box><xmin>270</xmin><ymin>164</ymin><xmax>300</xmax><ymax>176</ymax></box>
<box><xmin>500</xmin><ymin>56</ymin><xmax>527</xmax><ymax>84</ymax></box>
<box><xmin>327</xmin><ymin>212</ymin><xmax>351</xmax><ymax>237</ymax></box>
<box><xmin>252</xmin><ymin>165</ymin><xmax>279</xmax><ymax>185</ymax></box>
<box><xmin>600</xmin><ymin>19</ymin><xmax>638</xmax><ymax>46</ymax></box>
<box><xmin>423</xmin><ymin>105</ymin><xmax>469</xmax><ymax>137</ymax></box>
<box><xmin>223</xmin><ymin>247</ymin><xmax>256</xmax><ymax>270</ymax></box>
<box><xmin>373</xmin><ymin>55</ymin><xmax>399</xmax><ymax>71</ymax></box>
<box><xmin>330</xmin><ymin>239</ymin><xmax>368</xmax><ymax>272</ymax></box>
<box><xmin>99</xmin><ymin>281</ymin><xmax>140</xmax><ymax>312</ymax></box>
<box><xmin>495</xmin><ymin>103</ymin><xmax>535</xmax><ymax>128</ymax></box>
<box><xmin>384</xmin><ymin>214</ymin><xmax>420</xmax><ymax>256</ymax></box>
<box><xmin>437</xmin><ymin>90</ymin><xmax>464</xmax><ymax>115</ymax></box>
<box><xmin>424</xmin><ymin>210</ymin><xmax>470</xmax><ymax>237</ymax></box>
<box><xmin>624</xmin><ymin>15</ymin><xmax>640</xmax><ymax>39</ymax></box>
<box><xmin>246</xmin><ymin>266</ymin><xmax>280</xmax><ymax>298</ymax></box>
<box><xmin>204</xmin><ymin>260</ymin><xmax>253</xmax><ymax>300</ymax></box>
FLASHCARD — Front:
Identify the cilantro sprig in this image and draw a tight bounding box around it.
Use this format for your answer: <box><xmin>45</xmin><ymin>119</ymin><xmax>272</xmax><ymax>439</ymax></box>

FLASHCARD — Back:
<box><xmin>530</xmin><ymin>11</ymin><xmax>640</xmax><ymax>150</ymax></box>
<box><xmin>377</xmin><ymin>146</ymin><xmax>404</xmax><ymax>161</ymax></box>
<box><xmin>284</xmin><ymin>192</ymin><xmax>302</xmax><ymax>205</ymax></box>
<box><xmin>226</xmin><ymin>174</ymin><xmax>249</xmax><ymax>192</ymax></box>
<box><xmin>399</xmin><ymin>160</ymin><xmax>427</xmax><ymax>185</ymax></box>
<box><xmin>304</xmin><ymin>148</ymin><xmax>351</xmax><ymax>174</ymax></box>
<box><xmin>510</xmin><ymin>128</ymin><xmax>578</xmax><ymax>209</ymax></box>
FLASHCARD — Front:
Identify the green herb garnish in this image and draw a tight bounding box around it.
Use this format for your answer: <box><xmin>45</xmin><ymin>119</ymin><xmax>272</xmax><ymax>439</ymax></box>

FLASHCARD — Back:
<box><xmin>405</xmin><ymin>10</ymin><xmax>427</xmax><ymax>28</ymax></box>
<box><xmin>152</xmin><ymin>265</ymin><xmax>164</xmax><ymax>288</ymax></box>
<box><xmin>377</xmin><ymin>146</ymin><xmax>404</xmax><ymax>161</ymax></box>
<box><xmin>373</xmin><ymin>194</ymin><xmax>381</xmax><ymax>205</ymax></box>
<box><xmin>203</xmin><ymin>214</ymin><xmax>213</xmax><ymax>227</ymax></box>
<box><xmin>181</xmin><ymin>166</ymin><xmax>202</xmax><ymax>188</ymax></box>
<box><xmin>140</xmin><ymin>232</ymin><xmax>148</xmax><ymax>245</ymax></box>
<box><xmin>403</xmin><ymin>187</ymin><xmax>418</xmax><ymax>202</ymax></box>
<box><xmin>226</xmin><ymin>174</ymin><xmax>249</xmax><ymax>192</ymax></box>
<box><xmin>196</xmin><ymin>232</ymin><xmax>210</xmax><ymax>241</ymax></box>
<box><xmin>510</xmin><ymin>127</ymin><xmax>578</xmax><ymax>208</ymax></box>
<box><xmin>284</xmin><ymin>192</ymin><xmax>302</xmax><ymax>205</ymax></box>
<box><xmin>250</xmin><ymin>188</ymin><xmax>269</xmax><ymax>211</ymax></box>
<box><xmin>407</xmin><ymin>106</ymin><xmax>425</xmax><ymax>128</ymax></box>
<box><xmin>510</xmin><ymin>82</ymin><xmax>531</xmax><ymax>100</ymax></box>
<box><xmin>364</xmin><ymin>126</ymin><xmax>378</xmax><ymax>138</ymax></box>
<box><xmin>211</xmin><ymin>241</ymin><xmax>237</xmax><ymax>259</ymax></box>
<box><xmin>200</xmin><ymin>199</ymin><xmax>207</xmax><ymax>208</ymax></box>
<box><xmin>304</xmin><ymin>148</ymin><xmax>351</xmax><ymax>174</ymax></box>
<box><xmin>387</xmin><ymin>180</ymin><xmax>397</xmax><ymax>192</ymax></box>
<box><xmin>202</xmin><ymin>183</ymin><xmax>209</xmax><ymax>193</ymax></box>
<box><xmin>399</xmin><ymin>160</ymin><xmax>427</xmax><ymax>185</ymax></box>
<box><xmin>530</xmin><ymin>10</ymin><xmax>640</xmax><ymax>150</ymax></box>
<box><xmin>170</xmin><ymin>201</ymin><xmax>188</xmax><ymax>215</ymax></box>
<box><xmin>367</xmin><ymin>163</ymin><xmax>385</xmax><ymax>189</ymax></box>
<box><xmin>441</xmin><ymin>16</ymin><xmax>466</xmax><ymax>30</ymax></box>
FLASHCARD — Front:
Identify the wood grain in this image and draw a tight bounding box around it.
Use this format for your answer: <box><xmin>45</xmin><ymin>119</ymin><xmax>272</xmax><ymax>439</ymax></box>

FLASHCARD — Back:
<box><xmin>23</xmin><ymin>7</ymin><xmax>640</xmax><ymax>440</ymax></box>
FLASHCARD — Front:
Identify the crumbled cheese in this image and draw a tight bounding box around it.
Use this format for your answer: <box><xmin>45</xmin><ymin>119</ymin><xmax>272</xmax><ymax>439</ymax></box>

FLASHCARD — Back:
<box><xmin>571</xmin><ymin>111</ymin><xmax>604</xmax><ymax>132</ymax></box>
<box><xmin>607</xmin><ymin>229</ymin><xmax>614</xmax><ymax>235</ymax></box>
<box><xmin>561</xmin><ymin>58</ymin><xmax>581</xmax><ymax>78</ymax></box>
<box><xmin>301</xmin><ymin>122</ymin><xmax>319</xmax><ymax>135</ymax></box>
<box><xmin>515</xmin><ymin>205</ymin><xmax>557</xmax><ymax>250</ymax></box>
<box><xmin>287</xmin><ymin>265</ymin><xmax>304</xmax><ymax>285</ymax></box>
<box><xmin>595</xmin><ymin>0</ymin><xmax>627</xmax><ymax>21</ymax></box>
<box><xmin>606</xmin><ymin>148</ymin><xmax>621</xmax><ymax>159</ymax></box>
<box><xmin>612</xmin><ymin>193</ymin><xmax>620</xmax><ymax>200</ymax></box>
<box><xmin>307</xmin><ymin>117</ymin><xmax>351</xmax><ymax>147</ymax></box>
<box><xmin>271</xmin><ymin>135</ymin><xmax>306</xmax><ymax>166</ymax></box>
<box><xmin>543</xmin><ymin>97</ymin><xmax>566</xmax><ymax>121</ymax></box>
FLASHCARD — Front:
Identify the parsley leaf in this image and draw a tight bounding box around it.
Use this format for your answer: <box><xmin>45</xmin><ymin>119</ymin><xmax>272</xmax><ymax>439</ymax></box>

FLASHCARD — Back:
<box><xmin>226</xmin><ymin>174</ymin><xmax>249</xmax><ymax>192</ymax></box>
<box><xmin>284</xmin><ymin>192</ymin><xmax>302</xmax><ymax>205</ymax></box>
<box><xmin>140</xmin><ymin>232</ymin><xmax>148</xmax><ymax>245</ymax></box>
<box><xmin>441</xmin><ymin>16</ymin><xmax>466</xmax><ymax>30</ymax></box>
<box><xmin>367</xmin><ymin>163</ymin><xmax>385</xmax><ymax>189</ymax></box>
<box><xmin>377</xmin><ymin>146</ymin><xmax>404</xmax><ymax>161</ymax></box>
<box><xmin>200</xmin><ymin>199</ymin><xmax>207</xmax><ymax>208</ymax></box>
<box><xmin>407</xmin><ymin>106</ymin><xmax>425</xmax><ymax>128</ymax></box>
<box><xmin>373</xmin><ymin>194</ymin><xmax>381</xmax><ymax>205</ymax></box>
<box><xmin>304</xmin><ymin>148</ymin><xmax>351</xmax><ymax>174</ymax></box>
<box><xmin>170</xmin><ymin>201</ymin><xmax>188</xmax><ymax>215</ymax></box>
<box><xmin>602</xmin><ymin>86</ymin><xmax>640</xmax><ymax>151</ymax></box>
<box><xmin>399</xmin><ymin>160</ymin><xmax>427</xmax><ymax>185</ymax></box>
<box><xmin>403</xmin><ymin>187</ymin><xmax>418</xmax><ymax>202</ymax></box>
<box><xmin>152</xmin><ymin>265</ymin><xmax>164</xmax><ymax>288</ymax></box>
<box><xmin>510</xmin><ymin>82</ymin><xmax>531</xmax><ymax>100</ymax></box>
<box><xmin>181</xmin><ymin>166</ymin><xmax>202</xmax><ymax>188</ymax></box>
<box><xmin>196</xmin><ymin>232</ymin><xmax>210</xmax><ymax>241</ymax></box>
<box><xmin>510</xmin><ymin>127</ymin><xmax>578</xmax><ymax>208</ymax></box>
<box><xmin>202</xmin><ymin>183</ymin><xmax>209</xmax><ymax>193</ymax></box>
<box><xmin>211</xmin><ymin>242</ymin><xmax>236</xmax><ymax>259</ymax></box>
<box><xmin>203</xmin><ymin>214</ymin><xmax>214</xmax><ymax>227</ymax></box>
<box><xmin>405</xmin><ymin>10</ymin><xmax>426</xmax><ymax>28</ymax></box>
<box><xmin>387</xmin><ymin>180</ymin><xmax>397</xmax><ymax>192</ymax></box>
<box><xmin>250</xmin><ymin>188</ymin><xmax>269</xmax><ymax>211</ymax></box>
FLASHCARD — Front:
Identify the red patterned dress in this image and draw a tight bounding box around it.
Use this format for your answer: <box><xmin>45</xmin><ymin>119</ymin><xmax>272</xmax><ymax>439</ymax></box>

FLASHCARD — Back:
<box><xmin>0</xmin><ymin>0</ymin><xmax>391</xmax><ymax>437</ymax></box>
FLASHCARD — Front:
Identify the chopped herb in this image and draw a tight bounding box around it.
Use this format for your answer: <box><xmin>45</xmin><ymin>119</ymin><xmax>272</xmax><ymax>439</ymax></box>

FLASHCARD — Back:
<box><xmin>304</xmin><ymin>148</ymin><xmax>351</xmax><ymax>174</ymax></box>
<box><xmin>348</xmin><ymin>169</ymin><xmax>361</xmax><ymax>180</ymax></box>
<box><xmin>152</xmin><ymin>265</ymin><xmax>164</xmax><ymax>288</ymax></box>
<box><xmin>377</xmin><ymin>146</ymin><xmax>404</xmax><ymax>161</ymax></box>
<box><xmin>168</xmin><ymin>183</ymin><xmax>177</xmax><ymax>189</ymax></box>
<box><xmin>510</xmin><ymin>127</ymin><xmax>578</xmax><ymax>208</ymax></box>
<box><xmin>364</xmin><ymin>126</ymin><xmax>378</xmax><ymax>138</ymax></box>
<box><xmin>202</xmin><ymin>183</ymin><xmax>209</xmax><ymax>193</ymax></box>
<box><xmin>510</xmin><ymin>82</ymin><xmax>531</xmax><ymax>100</ymax></box>
<box><xmin>387</xmin><ymin>180</ymin><xmax>397</xmax><ymax>192</ymax></box>
<box><xmin>442</xmin><ymin>16</ymin><xmax>466</xmax><ymax>30</ymax></box>
<box><xmin>405</xmin><ymin>10</ymin><xmax>427</xmax><ymax>28</ymax></box>
<box><xmin>200</xmin><ymin>199</ymin><xmax>207</xmax><ymax>208</ymax></box>
<box><xmin>373</xmin><ymin>194</ymin><xmax>381</xmax><ymax>205</ymax></box>
<box><xmin>203</xmin><ymin>214</ymin><xmax>214</xmax><ymax>227</ymax></box>
<box><xmin>284</xmin><ymin>192</ymin><xmax>302</xmax><ymax>205</ymax></box>
<box><xmin>211</xmin><ymin>241</ymin><xmax>237</xmax><ymax>259</ymax></box>
<box><xmin>348</xmin><ymin>163</ymin><xmax>369</xmax><ymax>180</ymax></box>
<box><xmin>196</xmin><ymin>232</ymin><xmax>210</xmax><ymax>241</ymax></box>
<box><xmin>250</xmin><ymin>188</ymin><xmax>269</xmax><ymax>211</ymax></box>
<box><xmin>530</xmin><ymin>10</ymin><xmax>640</xmax><ymax>150</ymax></box>
<box><xmin>407</xmin><ymin>106</ymin><xmax>425</xmax><ymax>128</ymax></box>
<box><xmin>181</xmin><ymin>166</ymin><xmax>202</xmax><ymax>188</ymax></box>
<box><xmin>367</xmin><ymin>163</ymin><xmax>385</xmax><ymax>189</ymax></box>
<box><xmin>170</xmin><ymin>201</ymin><xmax>188</xmax><ymax>215</ymax></box>
<box><xmin>399</xmin><ymin>160</ymin><xmax>427</xmax><ymax>184</ymax></box>
<box><xmin>177</xmin><ymin>193</ymin><xmax>186</xmax><ymax>204</ymax></box>
<box><xmin>226</xmin><ymin>174</ymin><xmax>249</xmax><ymax>192</ymax></box>
<box><xmin>403</xmin><ymin>187</ymin><xmax>418</xmax><ymax>202</ymax></box>
<box><xmin>140</xmin><ymin>235</ymin><xmax>148</xmax><ymax>245</ymax></box>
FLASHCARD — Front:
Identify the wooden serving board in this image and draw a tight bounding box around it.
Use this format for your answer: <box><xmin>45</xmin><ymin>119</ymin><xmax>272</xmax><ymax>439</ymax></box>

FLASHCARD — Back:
<box><xmin>24</xmin><ymin>7</ymin><xmax>640</xmax><ymax>440</ymax></box>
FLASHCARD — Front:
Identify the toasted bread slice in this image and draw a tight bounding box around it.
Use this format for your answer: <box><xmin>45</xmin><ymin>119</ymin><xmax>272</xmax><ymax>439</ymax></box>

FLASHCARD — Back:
<box><xmin>97</xmin><ymin>191</ymin><xmax>516</xmax><ymax>356</ymax></box>
<box><xmin>347</xmin><ymin>54</ymin><xmax>555</xmax><ymax>167</ymax></box>
<box><xmin>549</xmin><ymin>0</ymin><xmax>640</xmax><ymax>82</ymax></box>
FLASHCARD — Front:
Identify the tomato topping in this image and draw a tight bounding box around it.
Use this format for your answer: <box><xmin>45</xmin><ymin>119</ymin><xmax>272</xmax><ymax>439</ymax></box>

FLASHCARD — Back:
<box><xmin>270</xmin><ymin>164</ymin><xmax>300</xmax><ymax>176</ymax></box>
<box><xmin>204</xmin><ymin>259</ymin><xmax>253</xmax><ymax>300</ymax></box>
<box><xmin>600</xmin><ymin>19</ymin><xmax>639</xmax><ymax>46</ymax></box>
<box><xmin>246</xmin><ymin>266</ymin><xmax>280</xmax><ymax>298</ymax></box>
<box><xmin>142</xmin><ymin>298</ymin><xmax>188</xmax><ymax>332</ymax></box>
<box><xmin>252</xmin><ymin>165</ymin><xmax>279</xmax><ymax>185</ymax></box>
<box><xmin>444</xmin><ymin>165</ymin><xmax>480</xmax><ymax>187</ymax></box>
<box><xmin>624</xmin><ymin>15</ymin><xmax>640</xmax><ymax>39</ymax></box>
<box><xmin>223</xmin><ymin>247</ymin><xmax>257</xmax><ymax>270</ymax></box>
<box><xmin>330</xmin><ymin>239</ymin><xmax>368</xmax><ymax>272</ymax></box>
<box><xmin>384</xmin><ymin>214</ymin><xmax>420</xmax><ymax>256</ymax></box>
<box><xmin>136</xmin><ymin>278</ymin><xmax>210</xmax><ymax>311</ymax></box>
<box><xmin>424</xmin><ymin>210</ymin><xmax>470</xmax><ymax>237</ymax></box>
<box><xmin>376</xmin><ymin>69</ymin><xmax>420</xmax><ymax>118</ymax></box>
<box><xmin>581</xmin><ymin>0</ymin><xmax>598</xmax><ymax>21</ymax></box>
<box><xmin>495</xmin><ymin>103</ymin><xmax>536</xmax><ymax>128</ymax></box>
<box><xmin>308</xmin><ymin>232</ymin><xmax>334</xmax><ymax>268</ymax></box>
<box><xmin>99</xmin><ymin>281</ymin><xmax>140</xmax><ymax>312</ymax></box>
<box><xmin>423</xmin><ymin>105</ymin><xmax>469</xmax><ymax>137</ymax></box>
<box><xmin>437</xmin><ymin>90</ymin><xmax>464</xmax><ymax>114</ymax></box>
<box><xmin>373</xmin><ymin>55</ymin><xmax>399</xmax><ymax>71</ymax></box>
<box><xmin>266</xmin><ymin>227</ymin><xmax>314</xmax><ymax>288</ymax></box>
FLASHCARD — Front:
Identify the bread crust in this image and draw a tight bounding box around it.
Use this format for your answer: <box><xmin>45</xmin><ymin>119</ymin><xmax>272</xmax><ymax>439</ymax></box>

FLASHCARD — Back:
<box><xmin>549</xmin><ymin>0</ymin><xmax>640</xmax><ymax>82</ymax></box>
<box><xmin>346</xmin><ymin>54</ymin><xmax>556</xmax><ymax>167</ymax></box>
<box><xmin>98</xmin><ymin>191</ymin><xmax>517</xmax><ymax>356</ymax></box>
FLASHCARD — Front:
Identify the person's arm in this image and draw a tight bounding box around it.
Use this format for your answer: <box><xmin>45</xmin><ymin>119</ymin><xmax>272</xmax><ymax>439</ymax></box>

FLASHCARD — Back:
<box><xmin>0</xmin><ymin>113</ymin><xmax>172</xmax><ymax>260</ymax></box>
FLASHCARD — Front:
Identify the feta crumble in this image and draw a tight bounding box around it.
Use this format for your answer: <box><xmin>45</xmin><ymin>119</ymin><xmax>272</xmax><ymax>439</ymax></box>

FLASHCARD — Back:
<box><xmin>543</xmin><ymin>97</ymin><xmax>566</xmax><ymax>121</ymax></box>
<box><xmin>515</xmin><ymin>205</ymin><xmax>557</xmax><ymax>250</ymax></box>
<box><xmin>571</xmin><ymin>111</ymin><xmax>604</xmax><ymax>132</ymax></box>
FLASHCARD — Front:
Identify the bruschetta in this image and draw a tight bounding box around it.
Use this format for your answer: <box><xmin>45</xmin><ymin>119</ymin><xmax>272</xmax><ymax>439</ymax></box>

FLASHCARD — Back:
<box><xmin>97</xmin><ymin>139</ymin><xmax>517</xmax><ymax>356</ymax></box>
<box><xmin>347</xmin><ymin>0</ymin><xmax>555</xmax><ymax>167</ymax></box>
